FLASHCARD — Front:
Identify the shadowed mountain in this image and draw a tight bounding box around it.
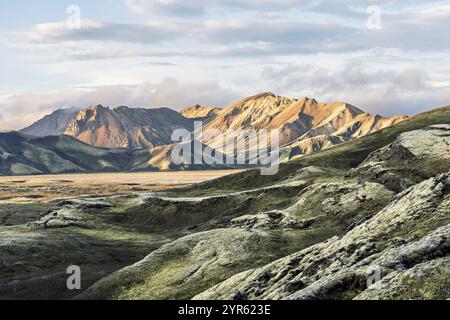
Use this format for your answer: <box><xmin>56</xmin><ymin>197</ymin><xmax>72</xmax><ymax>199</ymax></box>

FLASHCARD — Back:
<box><xmin>21</xmin><ymin>108</ymin><xmax>80</xmax><ymax>137</ymax></box>
<box><xmin>0</xmin><ymin>132</ymin><xmax>237</xmax><ymax>176</ymax></box>
<box><xmin>0</xmin><ymin>132</ymin><xmax>152</xmax><ymax>175</ymax></box>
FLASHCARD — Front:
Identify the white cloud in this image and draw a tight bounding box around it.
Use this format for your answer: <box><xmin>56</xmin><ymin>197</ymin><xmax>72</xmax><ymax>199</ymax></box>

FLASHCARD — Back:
<box><xmin>18</xmin><ymin>19</ymin><xmax>184</xmax><ymax>44</ymax></box>
<box><xmin>260</xmin><ymin>62</ymin><xmax>450</xmax><ymax>116</ymax></box>
<box><xmin>124</xmin><ymin>0</ymin><xmax>307</xmax><ymax>16</ymax></box>
<box><xmin>123</xmin><ymin>0</ymin><xmax>446</xmax><ymax>18</ymax></box>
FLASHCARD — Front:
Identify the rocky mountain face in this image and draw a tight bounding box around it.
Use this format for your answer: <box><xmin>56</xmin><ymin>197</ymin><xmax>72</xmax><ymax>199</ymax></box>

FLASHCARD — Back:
<box><xmin>63</xmin><ymin>105</ymin><xmax>194</xmax><ymax>149</ymax></box>
<box><xmin>1</xmin><ymin>105</ymin><xmax>449</xmax><ymax>300</ymax></box>
<box><xmin>203</xmin><ymin>93</ymin><xmax>407</xmax><ymax>157</ymax></box>
<box><xmin>20</xmin><ymin>108</ymin><xmax>79</xmax><ymax>137</ymax></box>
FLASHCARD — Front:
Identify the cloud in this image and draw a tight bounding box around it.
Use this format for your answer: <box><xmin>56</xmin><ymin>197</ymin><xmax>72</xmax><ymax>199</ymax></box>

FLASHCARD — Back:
<box><xmin>0</xmin><ymin>78</ymin><xmax>240</xmax><ymax>131</ymax></box>
<box><xmin>123</xmin><ymin>0</ymin><xmax>444</xmax><ymax>17</ymax></box>
<box><xmin>19</xmin><ymin>17</ymin><xmax>355</xmax><ymax>49</ymax></box>
<box><xmin>124</xmin><ymin>0</ymin><xmax>308</xmax><ymax>16</ymax></box>
<box><xmin>260</xmin><ymin>63</ymin><xmax>450</xmax><ymax>116</ymax></box>
<box><xmin>18</xmin><ymin>20</ymin><xmax>184</xmax><ymax>44</ymax></box>
<box><xmin>15</xmin><ymin>6</ymin><xmax>450</xmax><ymax>62</ymax></box>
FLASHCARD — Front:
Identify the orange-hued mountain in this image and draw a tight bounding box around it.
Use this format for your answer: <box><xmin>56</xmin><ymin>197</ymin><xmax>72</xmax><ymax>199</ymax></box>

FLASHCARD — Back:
<box><xmin>202</xmin><ymin>93</ymin><xmax>408</xmax><ymax>157</ymax></box>
<box><xmin>64</xmin><ymin>105</ymin><xmax>195</xmax><ymax>149</ymax></box>
<box><xmin>20</xmin><ymin>93</ymin><xmax>408</xmax><ymax>157</ymax></box>
<box><xmin>23</xmin><ymin>105</ymin><xmax>194</xmax><ymax>149</ymax></box>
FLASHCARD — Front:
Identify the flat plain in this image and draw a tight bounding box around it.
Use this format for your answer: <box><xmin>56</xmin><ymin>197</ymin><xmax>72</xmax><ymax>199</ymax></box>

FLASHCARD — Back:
<box><xmin>0</xmin><ymin>170</ymin><xmax>242</xmax><ymax>204</ymax></box>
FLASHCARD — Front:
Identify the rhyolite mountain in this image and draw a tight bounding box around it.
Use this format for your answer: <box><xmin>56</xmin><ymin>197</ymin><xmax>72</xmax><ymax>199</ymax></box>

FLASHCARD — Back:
<box><xmin>202</xmin><ymin>93</ymin><xmax>408</xmax><ymax>157</ymax></box>
<box><xmin>19</xmin><ymin>93</ymin><xmax>408</xmax><ymax>157</ymax></box>
<box><xmin>63</xmin><ymin>105</ymin><xmax>195</xmax><ymax>149</ymax></box>
<box><xmin>21</xmin><ymin>105</ymin><xmax>194</xmax><ymax>149</ymax></box>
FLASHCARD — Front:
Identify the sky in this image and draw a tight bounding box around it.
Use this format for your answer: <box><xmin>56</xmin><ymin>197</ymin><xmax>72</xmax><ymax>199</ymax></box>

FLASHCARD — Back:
<box><xmin>1</xmin><ymin>0</ymin><xmax>450</xmax><ymax>131</ymax></box>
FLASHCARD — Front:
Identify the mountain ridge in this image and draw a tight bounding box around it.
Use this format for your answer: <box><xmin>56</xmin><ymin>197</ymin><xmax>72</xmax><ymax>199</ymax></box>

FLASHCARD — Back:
<box><xmin>180</xmin><ymin>105</ymin><xmax>222</xmax><ymax>121</ymax></box>
<box><xmin>21</xmin><ymin>107</ymin><xmax>80</xmax><ymax>137</ymax></box>
<box><xmin>11</xmin><ymin>93</ymin><xmax>410</xmax><ymax>171</ymax></box>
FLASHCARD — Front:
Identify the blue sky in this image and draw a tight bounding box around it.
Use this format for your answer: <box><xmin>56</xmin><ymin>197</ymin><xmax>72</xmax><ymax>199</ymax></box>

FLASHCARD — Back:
<box><xmin>1</xmin><ymin>0</ymin><xmax>450</xmax><ymax>130</ymax></box>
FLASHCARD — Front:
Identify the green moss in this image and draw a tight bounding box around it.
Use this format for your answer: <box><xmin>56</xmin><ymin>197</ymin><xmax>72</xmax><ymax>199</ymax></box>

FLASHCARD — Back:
<box><xmin>400</xmin><ymin>267</ymin><xmax>450</xmax><ymax>300</ymax></box>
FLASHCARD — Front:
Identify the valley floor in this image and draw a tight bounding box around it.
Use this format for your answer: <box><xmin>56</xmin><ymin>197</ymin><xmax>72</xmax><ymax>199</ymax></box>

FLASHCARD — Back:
<box><xmin>0</xmin><ymin>170</ymin><xmax>242</xmax><ymax>204</ymax></box>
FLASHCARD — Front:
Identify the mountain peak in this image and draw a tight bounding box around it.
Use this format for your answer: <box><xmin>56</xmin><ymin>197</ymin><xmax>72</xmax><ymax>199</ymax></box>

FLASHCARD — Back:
<box><xmin>20</xmin><ymin>108</ymin><xmax>80</xmax><ymax>137</ymax></box>
<box><xmin>299</xmin><ymin>96</ymin><xmax>318</xmax><ymax>105</ymax></box>
<box><xmin>329</xmin><ymin>101</ymin><xmax>365</xmax><ymax>116</ymax></box>
<box><xmin>115</xmin><ymin>106</ymin><xmax>132</xmax><ymax>112</ymax></box>
<box><xmin>20</xmin><ymin>94</ymin><xmax>408</xmax><ymax>153</ymax></box>
<box><xmin>87</xmin><ymin>104</ymin><xmax>107</xmax><ymax>111</ymax></box>
<box><xmin>255</xmin><ymin>92</ymin><xmax>277</xmax><ymax>98</ymax></box>
<box><xmin>180</xmin><ymin>105</ymin><xmax>221</xmax><ymax>120</ymax></box>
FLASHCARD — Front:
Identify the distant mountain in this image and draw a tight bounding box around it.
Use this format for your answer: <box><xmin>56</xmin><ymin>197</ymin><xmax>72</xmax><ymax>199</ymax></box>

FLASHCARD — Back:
<box><xmin>21</xmin><ymin>105</ymin><xmax>194</xmax><ymax>149</ymax></box>
<box><xmin>203</xmin><ymin>93</ymin><xmax>408</xmax><ymax>158</ymax></box>
<box><xmin>63</xmin><ymin>105</ymin><xmax>195</xmax><ymax>149</ymax></box>
<box><xmin>0</xmin><ymin>131</ymin><xmax>151</xmax><ymax>175</ymax></box>
<box><xmin>19</xmin><ymin>94</ymin><xmax>407</xmax><ymax>161</ymax></box>
<box><xmin>0</xmin><ymin>132</ymin><xmax>236</xmax><ymax>176</ymax></box>
<box><xmin>21</xmin><ymin>108</ymin><xmax>80</xmax><ymax>137</ymax></box>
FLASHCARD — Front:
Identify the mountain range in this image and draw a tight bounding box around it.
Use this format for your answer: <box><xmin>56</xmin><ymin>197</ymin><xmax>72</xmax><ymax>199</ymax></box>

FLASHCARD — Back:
<box><xmin>21</xmin><ymin>93</ymin><xmax>407</xmax><ymax>151</ymax></box>
<box><xmin>1</xmin><ymin>93</ymin><xmax>408</xmax><ymax>175</ymax></box>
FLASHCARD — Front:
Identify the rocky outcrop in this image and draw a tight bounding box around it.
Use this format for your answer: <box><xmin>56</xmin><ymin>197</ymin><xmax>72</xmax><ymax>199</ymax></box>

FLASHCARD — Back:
<box><xmin>193</xmin><ymin>173</ymin><xmax>450</xmax><ymax>300</ymax></box>
<box><xmin>348</xmin><ymin>125</ymin><xmax>450</xmax><ymax>191</ymax></box>
<box><xmin>75</xmin><ymin>228</ymin><xmax>287</xmax><ymax>300</ymax></box>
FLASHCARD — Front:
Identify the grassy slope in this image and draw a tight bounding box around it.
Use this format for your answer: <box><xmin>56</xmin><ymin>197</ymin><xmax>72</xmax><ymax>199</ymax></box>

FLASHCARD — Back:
<box><xmin>0</xmin><ymin>133</ymin><xmax>153</xmax><ymax>175</ymax></box>
<box><xmin>189</xmin><ymin>105</ymin><xmax>450</xmax><ymax>192</ymax></box>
